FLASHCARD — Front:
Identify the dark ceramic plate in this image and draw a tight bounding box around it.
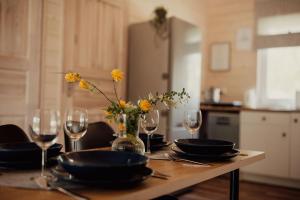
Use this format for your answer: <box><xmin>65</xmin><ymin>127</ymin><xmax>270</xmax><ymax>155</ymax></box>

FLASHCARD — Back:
<box><xmin>150</xmin><ymin>142</ymin><xmax>171</xmax><ymax>151</ymax></box>
<box><xmin>139</xmin><ymin>133</ymin><xmax>164</xmax><ymax>145</ymax></box>
<box><xmin>57</xmin><ymin>150</ymin><xmax>148</xmax><ymax>179</ymax></box>
<box><xmin>51</xmin><ymin>165</ymin><xmax>152</xmax><ymax>187</ymax></box>
<box><xmin>172</xmin><ymin>146</ymin><xmax>239</xmax><ymax>161</ymax></box>
<box><xmin>0</xmin><ymin>156</ymin><xmax>59</xmax><ymax>170</ymax></box>
<box><xmin>174</xmin><ymin>139</ymin><xmax>234</xmax><ymax>155</ymax></box>
<box><xmin>0</xmin><ymin>142</ymin><xmax>62</xmax><ymax>162</ymax></box>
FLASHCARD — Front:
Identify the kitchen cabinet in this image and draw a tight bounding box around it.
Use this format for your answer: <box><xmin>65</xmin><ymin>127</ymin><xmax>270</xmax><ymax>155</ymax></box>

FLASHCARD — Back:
<box><xmin>240</xmin><ymin>111</ymin><xmax>290</xmax><ymax>178</ymax></box>
<box><xmin>290</xmin><ymin>114</ymin><xmax>300</xmax><ymax>179</ymax></box>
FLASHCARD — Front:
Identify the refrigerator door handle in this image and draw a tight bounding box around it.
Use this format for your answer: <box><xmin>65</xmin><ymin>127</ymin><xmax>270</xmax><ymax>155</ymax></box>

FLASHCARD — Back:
<box><xmin>161</xmin><ymin>73</ymin><xmax>169</xmax><ymax>80</ymax></box>
<box><xmin>161</xmin><ymin>110</ymin><xmax>169</xmax><ymax>117</ymax></box>
<box><xmin>176</xmin><ymin>122</ymin><xmax>183</xmax><ymax>128</ymax></box>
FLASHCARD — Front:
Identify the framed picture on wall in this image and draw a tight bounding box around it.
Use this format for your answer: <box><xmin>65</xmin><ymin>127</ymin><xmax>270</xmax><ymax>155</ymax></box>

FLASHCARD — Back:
<box><xmin>210</xmin><ymin>42</ymin><xmax>230</xmax><ymax>71</ymax></box>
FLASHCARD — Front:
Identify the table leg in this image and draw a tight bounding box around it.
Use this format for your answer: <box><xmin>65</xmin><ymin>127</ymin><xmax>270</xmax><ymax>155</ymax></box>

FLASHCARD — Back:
<box><xmin>230</xmin><ymin>169</ymin><xmax>239</xmax><ymax>200</ymax></box>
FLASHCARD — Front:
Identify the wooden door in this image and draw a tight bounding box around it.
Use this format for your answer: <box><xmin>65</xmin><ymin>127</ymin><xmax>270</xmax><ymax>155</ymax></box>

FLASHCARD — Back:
<box><xmin>0</xmin><ymin>0</ymin><xmax>42</xmax><ymax>133</ymax></box>
<box><xmin>63</xmin><ymin>0</ymin><xmax>126</xmax><ymax>122</ymax></box>
<box><xmin>290</xmin><ymin>113</ymin><xmax>300</xmax><ymax>179</ymax></box>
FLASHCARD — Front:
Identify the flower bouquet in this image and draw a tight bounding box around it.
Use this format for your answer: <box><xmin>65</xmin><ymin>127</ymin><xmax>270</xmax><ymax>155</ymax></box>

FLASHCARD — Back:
<box><xmin>65</xmin><ymin>69</ymin><xmax>189</xmax><ymax>154</ymax></box>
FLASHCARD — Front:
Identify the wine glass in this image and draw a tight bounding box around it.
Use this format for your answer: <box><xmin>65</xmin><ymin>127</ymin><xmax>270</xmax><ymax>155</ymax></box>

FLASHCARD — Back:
<box><xmin>141</xmin><ymin>110</ymin><xmax>159</xmax><ymax>154</ymax></box>
<box><xmin>64</xmin><ymin>108</ymin><xmax>88</xmax><ymax>151</ymax></box>
<box><xmin>30</xmin><ymin>109</ymin><xmax>60</xmax><ymax>178</ymax></box>
<box><xmin>183</xmin><ymin>110</ymin><xmax>202</xmax><ymax>139</ymax></box>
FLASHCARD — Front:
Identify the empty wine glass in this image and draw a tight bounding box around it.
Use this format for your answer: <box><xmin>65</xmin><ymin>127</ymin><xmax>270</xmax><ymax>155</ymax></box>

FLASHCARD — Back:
<box><xmin>183</xmin><ymin>110</ymin><xmax>202</xmax><ymax>139</ymax></box>
<box><xmin>64</xmin><ymin>108</ymin><xmax>88</xmax><ymax>151</ymax></box>
<box><xmin>141</xmin><ymin>110</ymin><xmax>159</xmax><ymax>154</ymax></box>
<box><xmin>30</xmin><ymin>109</ymin><xmax>60</xmax><ymax>178</ymax></box>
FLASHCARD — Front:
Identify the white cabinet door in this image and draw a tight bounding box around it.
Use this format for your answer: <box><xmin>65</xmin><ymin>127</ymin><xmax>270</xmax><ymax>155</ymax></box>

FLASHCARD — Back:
<box><xmin>240</xmin><ymin>123</ymin><xmax>268</xmax><ymax>175</ymax></box>
<box><xmin>264</xmin><ymin>125</ymin><xmax>289</xmax><ymax>178</ymax></box>
<box><xmin>290</xmin><ymin>114</ymin><xmax>300</xmax><ymax>179</ymax></box>
<box><xmin>240</xmin><ymin>111</ymin><xmax>290</xmax><ymax>178</ymax></box>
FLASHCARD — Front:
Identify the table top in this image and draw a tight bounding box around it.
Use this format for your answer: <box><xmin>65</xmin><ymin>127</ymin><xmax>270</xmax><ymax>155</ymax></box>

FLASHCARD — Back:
<box><xmin>0</xmin><ymin>150</ymin><xmax>265</xmax><ymax>200</ymax></box>
<box><xmin>200</xmin><ymin>104</ymin><xmax>300</xmax><ymax>113</ymax></box>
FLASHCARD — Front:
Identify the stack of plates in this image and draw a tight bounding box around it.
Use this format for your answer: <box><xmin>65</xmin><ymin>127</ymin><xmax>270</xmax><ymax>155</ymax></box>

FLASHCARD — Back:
<box><xmin>0</xmin><ymin>142</ymin><xmax>62</xmax><ymax>169</ymax></box>
<box><xmin>139</xmin><ymin>133</ymin><xmax>169</xmax><ymax>151</ymax></box>
<box><xmin>53</xmin><ymin>150</ymin><xmax>152</xmax><ymax>186</ymax></box>
<box><xmin>173</xmin><ymin>139</ymin><xmax>239</xmax><ymax>161</ymax></box>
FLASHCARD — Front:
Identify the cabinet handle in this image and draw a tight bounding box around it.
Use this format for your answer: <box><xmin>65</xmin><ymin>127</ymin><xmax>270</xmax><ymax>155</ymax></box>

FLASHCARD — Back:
<box><xmin>294</xmin><ymin>118</ymin><xmax>298</xmax><ymax>123</ymax></box>
<box><xmin>261</xmin><ymin>116</ymin><xmax>266</xmax><ymax>121</ymax></box>
<box><xmin>282</xmin><ymin>132</ymin><xmax>287</xmax><ymax>138</ymax></box>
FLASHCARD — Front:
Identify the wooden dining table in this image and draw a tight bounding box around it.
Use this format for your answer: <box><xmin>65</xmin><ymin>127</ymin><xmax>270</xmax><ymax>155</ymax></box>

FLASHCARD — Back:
<box><xmin>0</xmin><ymin>149</ymin><xmax>265</xmax><ymax>200</ymax></box>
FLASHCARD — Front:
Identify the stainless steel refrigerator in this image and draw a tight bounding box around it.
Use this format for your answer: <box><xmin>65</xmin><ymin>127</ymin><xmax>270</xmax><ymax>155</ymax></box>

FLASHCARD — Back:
<box><xmin>127</xmin><ymin>17</ymin><xmax>202</xmax><ymax>141</ymax></box>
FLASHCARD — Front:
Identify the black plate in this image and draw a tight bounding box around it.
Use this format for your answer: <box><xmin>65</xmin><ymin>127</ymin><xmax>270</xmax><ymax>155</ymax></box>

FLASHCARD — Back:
<box><xmin>51</xmin><ymin>165</ymin><xmax>152</xmax><ymax>187</ymax></box>
<box><xmin>0</xmin><ymin>142</ymin><xmax>62</xmax><ymax>162</ymax></box>
<box><xmin>57</xmin><ymin>150</ymin><xmax>148</xmax><ymax>179</ymax></box>
<box><xmin>174</xmin><ymin>139</ymin><xmax>234</xmax><ymax>155</ymax></box>
<box><xmin>172</xmin><ymin>146</ymin><xmax>239</xmax><ymax>161</ymax></box>
<box><xmin>139</xmin><ymin>133</ymin><xmax>164</xmax><ymax>145</ymax></box>
<box><xmin>150</xmin><ymin>142</ymin><xmax>170</xmax><ymax>151</ymax></box>
<box><xmin>0</xmin><ymin>156</ymin><xmax>59</xmax><ymax>170</ymax></box>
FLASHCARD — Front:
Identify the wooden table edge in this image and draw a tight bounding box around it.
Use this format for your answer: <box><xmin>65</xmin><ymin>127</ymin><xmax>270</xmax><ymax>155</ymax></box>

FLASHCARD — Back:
<box><xmin>107</xmin><ymin>151</ymin><xmax>265</xmax><ymax>200</ymax></box>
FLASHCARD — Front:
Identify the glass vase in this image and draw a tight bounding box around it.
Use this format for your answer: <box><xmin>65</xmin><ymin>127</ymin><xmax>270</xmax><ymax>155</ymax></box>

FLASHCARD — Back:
<box><xmin>112</xmin><ymin>114</ymin><xmax>145</xmax><ymax>155</ymax></box>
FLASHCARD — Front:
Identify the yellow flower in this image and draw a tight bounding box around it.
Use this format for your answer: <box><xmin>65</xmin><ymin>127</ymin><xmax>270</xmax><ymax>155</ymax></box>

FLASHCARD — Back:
<box><xmin>119</xmin><ymin>100</ymin><xmax>126</xmax><ymax>108</ymax></box>
<box><xmin>79</xmin><ymin>79</ymin><xmax>90</xmax><ymax>90</ymax></box>
<box><xmin>111</xmin><ymin>69</ymin><xmax>123</xmax><ymax>82</ymax></box>
<box><xmin>65</xmin><ymin>72</ymin><xmax>81</xmax><ymax>83</ymax></box>
<box><xmin>139</xmin><ymin>99</ymin><xmax>152</xmax><ymax>112</ymax></box>
<box><xmin>104</xmin><ymin>111</ymin><xmax>112</xmax><ymax>116</ymax></box>
<box><xmin>118</xmin><ymin>123</ymin><xmax>126</xmax><ymax>132</ymax></box>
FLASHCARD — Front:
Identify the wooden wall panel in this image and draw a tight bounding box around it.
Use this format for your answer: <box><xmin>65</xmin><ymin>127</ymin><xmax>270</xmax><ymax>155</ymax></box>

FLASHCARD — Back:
<box><xmin>0</xmin><ymin>0</ymin><xmax>29</xmax><ymax>58</ymax></box>
<box><xmin>202</xmin><ymin>0</ymin><xmax>256</xmax><ymax>102</ymax></box>
<box><xmin>0</xmin><ymin>0</ymin><xmax>41</xmax><ymax>133</ymax></box>
<box><xmin>63</xmin><ymin>0</ymin><xmax>127</xmax><ymax>123</ymax></box>
<box><xmin>40</xmin><ymin>0</ymin><xmax>64</xmax><ymax>110</ymax></box>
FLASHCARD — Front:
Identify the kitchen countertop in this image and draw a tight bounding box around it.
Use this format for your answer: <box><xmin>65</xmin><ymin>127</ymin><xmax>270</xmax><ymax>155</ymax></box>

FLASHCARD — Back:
<box><xmin>200</xmin><ymin>104</ymin><xmax>300</xmax><ymax>113</ymax></box>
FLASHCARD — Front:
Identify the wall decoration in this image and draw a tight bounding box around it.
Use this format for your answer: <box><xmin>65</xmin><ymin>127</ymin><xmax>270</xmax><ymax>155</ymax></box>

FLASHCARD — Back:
<box><xmin>236</xmin><ymin>27</ymin><xmax>252</xmax><ymax>50</ymax></box>
<box><xmin>210</xmin><ymin>42</ymin><xmax>230</xmax><ymax>71</ymax></box>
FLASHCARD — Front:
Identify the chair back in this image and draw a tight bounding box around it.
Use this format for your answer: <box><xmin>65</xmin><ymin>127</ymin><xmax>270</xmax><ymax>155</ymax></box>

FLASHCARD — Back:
<box><xmin>64</xmin><ymin>121</ymin><xmax>115</xmax><ymax>151</ymax></box>
<box><xmin>0</xmin><ymin>124</ymin><xmax>30</xmax><ymax>143</ymax></box>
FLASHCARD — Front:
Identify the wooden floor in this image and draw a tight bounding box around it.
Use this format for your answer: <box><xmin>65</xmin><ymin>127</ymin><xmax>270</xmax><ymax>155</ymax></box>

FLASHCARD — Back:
<box><xmin>177</xmin><ymin>177</ymin><xmax>300</xmax><ymax>200</ymax></box>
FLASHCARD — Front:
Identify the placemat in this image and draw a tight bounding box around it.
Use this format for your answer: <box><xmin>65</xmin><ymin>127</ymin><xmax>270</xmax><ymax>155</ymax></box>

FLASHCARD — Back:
<box><xmin>0</xmin><ymin>169</ymin><xmax>84</xmax><ymax>189</ymax></box>
<box><xmin>0</xmin><ymin>169</ymin><xmax>41</xmax><ymax>189</ymax></box>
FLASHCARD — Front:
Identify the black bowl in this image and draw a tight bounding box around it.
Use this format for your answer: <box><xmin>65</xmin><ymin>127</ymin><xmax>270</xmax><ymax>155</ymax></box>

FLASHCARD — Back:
<box><xmin>57</xmin><ymin>150</ymin><xmax>149</xmax><ymax>179</ymax></box>
<box><xmin>0</xmin><ymin>142</ymin><xmax>62</xmax><ymax>162</ymax></box>
<box><xmin>174</xmin><ymin>139</ymin><xmax>234</xmax><ymax>155</ymax></box>
<box><xmin>139</xmin><ymin>133</ymin><xmax>164</xmax><ymax>145</ymax></box>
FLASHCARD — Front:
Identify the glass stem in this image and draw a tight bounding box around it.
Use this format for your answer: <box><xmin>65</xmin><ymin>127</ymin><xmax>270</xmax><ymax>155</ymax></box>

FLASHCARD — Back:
<box><xmin>192</xmin><ymin>133</ymin><xmax>194</xmax><ymax>139</ymax></box>
<box><xmin>73</xmin><ymin>140</ymin><xmax>76</xmax><ymax>152</ymax></box>
<box><xmin>41</xmin><ymin>149</ymin><xmax>47</xmax><ymax>177</ymax></box>
<box><xmin>147</xmin><ymin>134</ymin><xmax>151</xmax><ymax>154</ymax></box>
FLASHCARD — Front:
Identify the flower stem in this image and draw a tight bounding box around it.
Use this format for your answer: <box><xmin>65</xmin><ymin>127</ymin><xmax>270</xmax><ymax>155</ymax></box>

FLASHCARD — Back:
<box><xmin>113</xmin><ymin>81</ymin><xmax>121</xmax><ymax>103</ymax></box>
<box><xmin>87</xmin><ymin>81</ymin><xmax>113</xmax><ymax>104</ymax></box>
